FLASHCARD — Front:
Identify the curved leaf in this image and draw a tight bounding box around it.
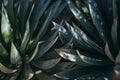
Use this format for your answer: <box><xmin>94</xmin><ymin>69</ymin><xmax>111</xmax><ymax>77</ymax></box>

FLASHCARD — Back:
<box><xmin>32</xmin><ymin>58</ymin><xmax>61</xmax><ymax>70</ymax></box>
<box><xmin>76</xmin><ymin>50</ymin><xmax>111</xmax><ymax>66</ymax></box>
<box><xmin>55</xmin><ymin>49</ymin><xmax>90</xmax><ymax>66</ymax></box>
<box><xmin>66</xmin><ymin>22</ymin><xmax>105</xmax><ymax>55</ymax></box>
<box><xmin>0</xmin><ymin>63</ymin><xmax>16</xmax><ymax>74</ymax></box>
<box><xmin>105</xmin><ymin>43</ymin><xmax>115</xmax><ymax>62</ymax></box>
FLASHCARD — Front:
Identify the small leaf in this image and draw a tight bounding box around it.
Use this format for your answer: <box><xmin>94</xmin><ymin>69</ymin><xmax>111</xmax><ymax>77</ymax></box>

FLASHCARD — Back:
<box><xmin>11</xmin><ymin>42</ymin><xmax>21</xmax><ymax>64</ymax></box>
<box><xmin>0</xmin><ymin>63</ymin><xmax>16</xmax><ymax>74</ymax></box>
<box><xmin>32</xmin><ymin>58</ymin><xmax>61</xmax><ymax>70</ymax></box>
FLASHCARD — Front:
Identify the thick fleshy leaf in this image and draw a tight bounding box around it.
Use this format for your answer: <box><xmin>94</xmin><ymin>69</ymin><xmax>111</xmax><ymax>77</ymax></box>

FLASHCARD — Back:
<box><xmin>20</xmin><ymin>20</ymin><xmax>30</xmax><ymax>52</ymax></box>
<box><xmin>55</xmin><ymin>49</ymin><xmax>90</xmax><ymax>66</ymax></box>
<box><xmin>35</xmin><ymin>71</ymin><xmax>55</xmax><ymax>80</ymax></box>
<box><xmin>30</xmin><ymin>0</ymin><xmax>51</xmax><ymax>34</ymax></box>
<box><xmin>32</xmin><ymin>58</ymin><xmax>61</xmax><ymax>70</ymax></box>
<box><xmin>86</xmin><ymin>0</ymin><xmax>111</xmax><ymax>44</ymax></box>
<box><xmin>33</xmin><ymin>0</ymin><xmax>62</xmax><ymax>46</ymax></box>
<box><xmin>105</xmin><ymin>43</ymin><xmax>115</xmax><ymax>62</ymax></box>
<box><xmin>18</xmin><ymin>0</ymin><xmax>34</xmax><ymax>35</ymax></box>
<box><xmin>66</xmin><ymin>0</ymin><xmax>103</xmax><ymax>45</ymax></box>
<box><xmin>1</xmin><ymin>6</ymin><xmax>11</xmax><ymax>43</ymax></box>
<box><xmin>111</xmin><ymin>0</ymin><xmax>119</xmax><ymax>52</ymax></box>
<box><xmin>0</xmin><ymin>43</ymin><xmax>8</xmax><ymax>57</ymax></box>
<box><xmin>66</xmin><ymin>22</ymin><xmax>105</xmax><ymax>55</ymax></box>
<box><xmin>0</xmin><ymin>63</ymin><xmax>16</xmax><ymax>74</ymax></box>
<box><xmin>40</xmin><ymin>51</ymin><xmax>60</xmax><ymax>60</ymax></box>
<box><xmin>76</xmin><ymin>50</ymin><xmax>111</xmax><ymax>66</ymax></box>
<box><xmin>34</xmin><ymin>31</ymin><xmax>58</xmax><ymax>59</ymax></box>
<box><xmin>75</xmin><ymin>66</ymin><xmax>112</xmax><ymax>80</ymax></box>
<box><xmin>27</xmin><ymin>41</ymin><xmax>44</xmax><ymax>63</ymax></box>
<box><xmin>11</xmin><ymin>43</ymin><xmax>21</xmax><ymax>64</ymax></box>
<box><xmin>3</xmin><ymin>0</ymin><xmax>14</xmax><ymax>28</ymax></box>
<box><xmin>115</xmin><ymin>51</ymin><xmax>120</xmax><ymax>64</ymax></box>
<box><xmin>52</xmin><ymin>22</ymin><xmax>72</xmax><ymax>44</ymax></box>
<box><xmin>54</xmin><ymin>66</ymin><xmax>100</xmax><ymax>79</ymax></box>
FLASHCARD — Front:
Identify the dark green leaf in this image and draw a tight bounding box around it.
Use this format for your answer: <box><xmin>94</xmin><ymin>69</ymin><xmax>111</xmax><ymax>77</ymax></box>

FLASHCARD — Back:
<box><xmin>86</xmin><ymin>0</ymin><xmax>111</xmax><ymax>44</ymax></box>
<box><xmin>0</xmin><ymin>63</ymin><xmax>16</xmax><ymax>74</ymax></box>
<box><xmin>10</xmin><ymin>42</ymin><xmax>21</xmax><ymax>64</ymax></box>
<box><xmin>35</xmin><ymin>71</ymin><xmax>55</xmax><ymax>80</ymax></box>
<box><xmin>34</xmin><ymin>31</ymin><xmax>58</xmax><ymax>59</ymax></box>
<box><xmin>33</xmin><ymin>0</ymin><xmax>62</xmax><ymax>46</ymax></box>
<box><xmin>30</xmin><ymin>0</ymin><xmax>51</xmax><ymax>35</ymax></box>
<box><xmin>18</xmin><ymin>0</ymin><xmax>34</xmax><ymax>36</ymax></box>
<box><xmin>27</xmin><ymin>41</ymin><xmax>44</xmax><ymax>63</ymax></box>
<box><xmin>66</xmin><ymin>0</ymin><xmax>103</xmax><ymax>45</ymax></box>
<box><xmin>76</xmin><ymin>50</ymin><xmax>111</xmax><ymax>66</ymax></box>
<box><xmin>54</xmin><ymin>66</ymin><xmax>100</xmax><ymax>79</ymax></box>
<box><xmin>111</xmin><ymin>0</ymin><xmax>119</xmax><ymax>52</ymax></box>
<box><xmin>66</xmin><ymin>22</ymin><xmax>105</xmax><ymax>55</ymax></box>
<box><xmin>55</xmin><ymin>49</ymin><xmax>90</xmax><ymax>66</ymax></box>
<box><xmin>0</xmin><ymin>43</ymin><xmax>8</xmax><ymax>57</ymax></box>
<box><xmin>32</xmin><ymin>58</ymin><xmax>61</xmax><ymax>70</ymax></box>
<box><xmin>20</xmin><ymin>20</ymin><xmax>30</xmax><ymax>52</ymax></box>
<box><xmin>105</xmin><ymin>43</ymin><xmax>114</xmax><ymax>62</ymax></box>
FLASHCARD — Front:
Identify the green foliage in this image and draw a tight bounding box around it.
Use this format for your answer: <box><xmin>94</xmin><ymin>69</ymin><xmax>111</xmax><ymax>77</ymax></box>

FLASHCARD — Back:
<box><xmin>0</xmin><ymin>0</ymin><xmax>66</xmax><ymax>80</ymax></box>
<box><xmin>54</xmin><ymin>0</ymin><xmax>120</xmax><ymax>79</ymax></box>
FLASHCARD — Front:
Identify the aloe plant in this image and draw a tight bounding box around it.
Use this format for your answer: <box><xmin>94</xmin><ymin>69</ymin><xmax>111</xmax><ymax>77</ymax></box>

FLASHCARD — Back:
<box><xmin>53</xmin><ymin>0</ymin><xmax>120</xmax><ymax>80</ymax></box>
<box><xmin>0</xmin><ymin>0</ymin><xmax>68</xmax><ymax>80</ymax></box>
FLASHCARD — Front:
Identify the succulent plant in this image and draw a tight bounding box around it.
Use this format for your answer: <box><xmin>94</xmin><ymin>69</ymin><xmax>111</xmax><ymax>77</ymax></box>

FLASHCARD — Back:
<box><xmin>53</xmin><ymin>0</ymin><xmax>120</xmax><ymax>80</ymax></box>
<box><xmin>0</xmin><ymin>0</ymin><xmax>68</xmax><ymax>80</ymax></box>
